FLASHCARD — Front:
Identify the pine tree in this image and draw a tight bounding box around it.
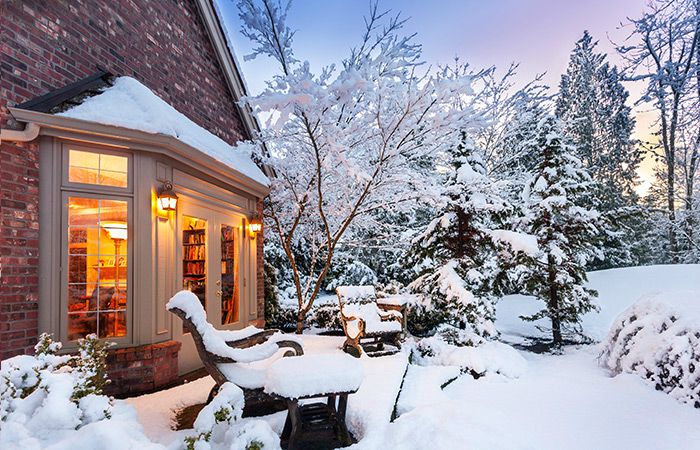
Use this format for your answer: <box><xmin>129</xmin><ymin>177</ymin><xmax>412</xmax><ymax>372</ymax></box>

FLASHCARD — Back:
<box><xmin>408</xmin><ymin>135</ymin><xmax>509</xmax><ymax>338</ymax></box>
<box><xmin>512</xmin><ymin>117</ymin><xmax>601</xmax><ymax>347</ymax></box>
<box><xmin>556</xmin><ymin>31</ymin><xmax>644</xmax><ymax>268</ymax></box>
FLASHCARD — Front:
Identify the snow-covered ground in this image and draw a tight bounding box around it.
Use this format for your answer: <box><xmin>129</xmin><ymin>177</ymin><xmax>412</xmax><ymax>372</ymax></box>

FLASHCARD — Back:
<box><xmin>497</xmin><ymin>264</ymin><xmax>700</xmax><ymax>343</ymax></box>
<box><xmin>124</xmin><ymin>264</ymin><xmax>700</xmax><ymax>450</ymax></box>
<box><xmin>379</xmin><ymin>346</ymin><xmax>700</xmax><ymax>450</ymax></box>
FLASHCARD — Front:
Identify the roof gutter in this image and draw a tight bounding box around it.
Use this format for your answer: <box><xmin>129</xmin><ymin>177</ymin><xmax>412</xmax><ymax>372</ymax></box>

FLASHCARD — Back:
<box><xmin>0</xmin><ymin>122</ymin><xmax>40</xmax><ymax>144</ymax></box>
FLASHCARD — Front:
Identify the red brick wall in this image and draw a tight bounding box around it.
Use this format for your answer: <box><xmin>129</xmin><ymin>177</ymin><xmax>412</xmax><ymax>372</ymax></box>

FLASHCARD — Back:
<box><xmin>0</xmin><ymin>140</ymin><xmax>40</xmax><ymax>359</ymax></box>
<box><xmin>106</xmin><ymin>340</ymin><xmax>182</xmax><ymax>397</ymax></box>
<box><xmin>0</xmin><ymin>0</ymin><xmax>247</xmax><ymax>142</ymax></box>
<box><xmin>0</xmin><ymin>0</ymin><xmax>258</xmax><ymax>360</ymax></box>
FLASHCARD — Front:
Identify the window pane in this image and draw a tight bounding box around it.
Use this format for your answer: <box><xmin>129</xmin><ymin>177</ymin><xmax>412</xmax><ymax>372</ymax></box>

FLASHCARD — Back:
<box><xmin>68</xmin><ymin>283</ymin><xmax>97</xmax><ymax>312</ymax></box>
<box><xmin>68</xmin><ymin>312</ymin><xmax>97</xmax><ymax>341</ymax></box>
<box><xmin>99</xmin><ymin>311</ymin><xmax>126</xmax><ymax>338</ymax></box>
<box><xmin>221</xmin><ymin>225</ymin><xmax>239</xmax><ymax>325</ymax></box>
<box><xmin>182</xmin><ymin>216</ymin><xmax>206</xmax><ymax>333</ymax></box>
<box><xmin>68</xmin><ymin>149</ymin><xmax>128</xmax><ymax>188</ymax></box>
<box><xmin>69</xmin><ymin>198</ymin><xmax>99</xmax><ymax>226</ymax></box>
<box><xmin>67</xmin><ymin>197</ymin><xmax>128</xmax><ymax>341</ymax></box>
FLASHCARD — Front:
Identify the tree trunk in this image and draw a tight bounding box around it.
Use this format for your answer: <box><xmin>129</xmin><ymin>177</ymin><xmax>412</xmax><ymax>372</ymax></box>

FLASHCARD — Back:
<box><xmin>547</xmin><ymin>256</ymin><xmax>562</xmax><ymax>346</ymax></box>
<box><xmin>296</xmin><ymin>310</ymin><xmax>305</xmax><ymax>334</ymax></box>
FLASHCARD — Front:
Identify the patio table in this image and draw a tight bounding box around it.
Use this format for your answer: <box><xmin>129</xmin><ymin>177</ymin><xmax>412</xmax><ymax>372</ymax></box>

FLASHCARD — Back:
<box><xmin>265</xmin><ymin>354</ymin><xmax>364</xmax><ymax>449</ymax></box>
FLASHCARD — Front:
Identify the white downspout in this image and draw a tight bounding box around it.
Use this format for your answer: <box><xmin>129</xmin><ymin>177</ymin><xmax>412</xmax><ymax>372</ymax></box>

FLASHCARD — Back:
<box><xmin>0</xmin><ymin>122</ymin><xmax>40</xmax><ymax>144</ymax></box>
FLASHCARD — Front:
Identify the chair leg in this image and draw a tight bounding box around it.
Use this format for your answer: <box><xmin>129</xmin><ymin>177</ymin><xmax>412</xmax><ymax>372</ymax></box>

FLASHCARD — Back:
<box><xmin>336</xmin><ymin>393</ymin><xmax>352</xmax><ymax>446</ymax></box>
<box><xmin>286</xmin><ymin>399</ymin><xmax>302</xmax><ymax>450</ymax></box>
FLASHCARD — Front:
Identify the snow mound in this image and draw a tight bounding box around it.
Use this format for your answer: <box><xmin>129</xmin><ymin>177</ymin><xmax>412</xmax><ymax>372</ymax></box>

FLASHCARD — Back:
<box><xmin>395</xmin><ymin>365</ymin><xmax>461</xmax><ymax>417</ymax></box>
<box><xmin>265</xmin><ymin>354</ymin><xmax>363</xmax><ymax>399</ymax></box>
<box><xmin>186</xmin><ymin>382</ymin><xmax>281</xmax><ymax>450</ymax></box>
<box><xmin>59</xmin><ymin>76</ymin><xmax>269</xmax><ymax>186</ymax></box>
<box><xmin>600</xmin><ymin>290</ymin><xmax>700</xmax><ymax>408</ymax></box>
<box><xmin>336</xmin><ymin>285</ymin><xmax>376</xmax><ymax>301</ymax></box>
<box><xmin>413</xmin><ymin>330</ymin><xmax>527</xmax><ymax>379</ymax></box>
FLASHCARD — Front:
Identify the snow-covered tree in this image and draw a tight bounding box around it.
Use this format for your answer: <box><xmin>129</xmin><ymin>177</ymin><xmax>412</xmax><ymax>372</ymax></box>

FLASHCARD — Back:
<box><xmin>237</xmin><ymin>1</ymin><xmax>480</xmax><ymax>332</ymax></box>
<box><xmin>511</xmin><ymin>117</ymin><xmax>601</xmax><ymax>346</ymax></box>
<box><xmin>408</xmin><ymin>135</ymin><xmax>510</xmax><ymax>338</ymax></box>
<box><xmin>557</xmin><ymin>31</ymin><xmax>643</xmax><ymax>268</ymax></box>
<box><xmin>617</xmin><ymin>0</ymin><xmax>700</xmax><ymax>262</ymax></box>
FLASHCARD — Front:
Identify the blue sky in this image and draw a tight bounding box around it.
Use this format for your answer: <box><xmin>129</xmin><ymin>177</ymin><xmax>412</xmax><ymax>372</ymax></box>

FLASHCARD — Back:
<box><xmin>217</xmin><ymin>0</ymin><xmax>648</xmax><ymax>94</ymax></box>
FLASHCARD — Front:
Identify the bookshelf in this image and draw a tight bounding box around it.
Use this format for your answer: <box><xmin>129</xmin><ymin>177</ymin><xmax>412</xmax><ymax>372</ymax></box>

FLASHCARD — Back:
<box><xmin>183</xmin><ymin>228</ymin><xmax>206</xmax><ymax>309</ymax></box>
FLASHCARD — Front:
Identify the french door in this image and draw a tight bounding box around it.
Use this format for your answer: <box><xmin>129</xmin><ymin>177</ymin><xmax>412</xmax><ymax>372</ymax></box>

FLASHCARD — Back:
<box><xmin>175</xmin><ymin>198</ymin><xmax>247</xmax><ymax>374</ymax></box>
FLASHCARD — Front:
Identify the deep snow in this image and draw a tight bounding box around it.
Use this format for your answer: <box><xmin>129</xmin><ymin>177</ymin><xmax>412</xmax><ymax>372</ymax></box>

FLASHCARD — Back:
<box><xmin>497</xmin><ymin>264</ymin><xmax>700</xmax><ymax>343</ymax></box>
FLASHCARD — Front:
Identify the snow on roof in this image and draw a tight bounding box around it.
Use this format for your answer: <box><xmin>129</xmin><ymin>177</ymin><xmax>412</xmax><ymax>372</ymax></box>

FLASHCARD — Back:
<box><xmin>58</xmin><ymin>77</ymin><xmax>269</xmax><ymax>186</ymax></box>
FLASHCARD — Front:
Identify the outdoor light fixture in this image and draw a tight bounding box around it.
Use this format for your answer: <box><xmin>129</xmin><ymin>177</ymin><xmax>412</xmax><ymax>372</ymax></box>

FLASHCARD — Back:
<box><xmin>248</xmin><ymin>218</ymin><xmax>262</xmax><ymax>238</ymax></box>
<box><xmin>157</xmin><ymin>181</ymin><xmax>178</xmax><ymax>212</ymax></box>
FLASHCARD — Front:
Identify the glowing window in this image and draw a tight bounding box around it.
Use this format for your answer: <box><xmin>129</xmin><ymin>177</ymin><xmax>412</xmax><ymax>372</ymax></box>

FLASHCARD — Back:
<box><xmin>68</xmin><ymin>149</ymin><xmax>128</xmax><ymax>187</ymax></box>
<box><xmin>67</xmin><ymin>197</ymin><xmax>128</xmax><ymax>340</ymax></box>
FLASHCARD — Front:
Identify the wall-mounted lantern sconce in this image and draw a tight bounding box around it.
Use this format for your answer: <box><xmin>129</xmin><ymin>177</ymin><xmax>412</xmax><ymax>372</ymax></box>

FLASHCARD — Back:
<box><xmin>157</xmin><ymin>181</ymin><xmax>178</xmax><ymax>212</ymax></box>
<box><xmin>248</xmin><ymin>217</ymin><xmax>262</xmax><ymax>239</ymax></box>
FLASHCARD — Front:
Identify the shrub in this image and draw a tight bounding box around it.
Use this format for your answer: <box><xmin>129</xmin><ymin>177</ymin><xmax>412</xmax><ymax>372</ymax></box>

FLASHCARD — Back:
<box><xmin>600</xmin><ymin>292</ymin><xmax>700</xmax><ymax>408</ymax></box>
<box><xmin>185</xmin><ymin>382</ymin><xmax>280</xmax><ymax>450</ymax></box>
<box><xmin>0</xmin><ymin>334</ymin><xmax>113</xmax><ymax>423</ymax></box>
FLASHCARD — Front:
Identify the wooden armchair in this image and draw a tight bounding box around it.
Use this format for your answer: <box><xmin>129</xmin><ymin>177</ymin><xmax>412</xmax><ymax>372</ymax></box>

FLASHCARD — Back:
<box><xmin>336</xmin><ymin>286</ymin><xmax>403</xmax><ymax>357</ymax></box>
<box><xmin>167</xmin><ymin>291</ymin><xmax>303</xmax><ymax>415</ymax></box>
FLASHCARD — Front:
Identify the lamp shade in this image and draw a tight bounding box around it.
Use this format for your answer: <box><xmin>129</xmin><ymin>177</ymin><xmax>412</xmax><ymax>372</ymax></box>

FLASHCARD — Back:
<box><xmin>100</xmin><ymin>221</ymin><xmax>128</xmax><ymax>240</ymax></box>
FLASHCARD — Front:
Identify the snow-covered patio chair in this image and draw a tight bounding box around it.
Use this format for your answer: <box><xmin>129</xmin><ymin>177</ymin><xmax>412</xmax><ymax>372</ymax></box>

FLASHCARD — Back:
<box><xmin>166</xmin><ymin>290</ymin><xmax>303</xmax><ymax>415</ymax></box>
<box><xmin>336</xmin><ymin>285</ymin><xmax>403</xmax><ymax>357</ymax></box>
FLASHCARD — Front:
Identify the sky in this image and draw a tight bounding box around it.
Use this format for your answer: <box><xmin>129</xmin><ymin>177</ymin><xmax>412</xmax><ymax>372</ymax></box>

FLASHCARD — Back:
<box><xmin>216</xmin><ymin>0</ymin><xmax>655</xmax><ymax>192</ymax></box>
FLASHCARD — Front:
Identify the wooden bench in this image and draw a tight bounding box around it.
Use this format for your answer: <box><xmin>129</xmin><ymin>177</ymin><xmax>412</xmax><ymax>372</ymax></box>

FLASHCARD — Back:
<box><xmin>265</xmin><ymin>353</ymin><xmax>363</xmax><ymax>449</ymax></box>
<box><xmin>336</xmin><ymin>285</ymin><xmax>403</xmax><ymax>357</ymax></box>
<box><xmin>167</xmin><ymin>291</ymin><xmax>303</xmax><ymax>416</ymax></box>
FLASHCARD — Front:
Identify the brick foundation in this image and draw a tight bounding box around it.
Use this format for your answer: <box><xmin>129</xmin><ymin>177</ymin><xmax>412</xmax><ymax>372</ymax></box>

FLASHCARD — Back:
<box><xmin>105</xmin><ymin>340</ymin><xmax>181</xmax><ymax>397</ymax></box>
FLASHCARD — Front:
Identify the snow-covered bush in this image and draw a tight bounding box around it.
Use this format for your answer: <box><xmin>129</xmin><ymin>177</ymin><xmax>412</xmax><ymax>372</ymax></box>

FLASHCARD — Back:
<box><xmin>1</xmin><ymin>334</ymin><xmax>159</xmax><ymax>449</ymax></box>
<box><xmin>310</xmin><ymin>302</ymin><xmax>343</xmax><ymax>331</ymax></box>
<box><xmin>184</xmin><ymin>382</ymin><xmax>280</xmax><ymax>450</ymax></box>
<box><xmin>600</xmin><ymin>292</ymin><xmax>700</xmax><ymax>408</ymax></box>
<box><xmin>324</xmin><ymin>254</ymin><xmax>378</xmax><ymax>293</ymax></box>
<box><xmin>411</xmin><ymin>326</ymin><xmax>527</xmax><ymax>379</ymax></box>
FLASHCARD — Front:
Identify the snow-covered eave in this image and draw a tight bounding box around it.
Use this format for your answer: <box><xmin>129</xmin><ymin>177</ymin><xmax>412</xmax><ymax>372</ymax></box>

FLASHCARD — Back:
<box><xmin>10</xmin><ymin>107</ymin><xmax>271</xmax><ymax>198</ymax></box>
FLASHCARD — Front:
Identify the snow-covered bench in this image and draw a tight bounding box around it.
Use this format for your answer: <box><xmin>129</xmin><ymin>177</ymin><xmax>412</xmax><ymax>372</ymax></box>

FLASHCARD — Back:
<box><xmin>337</xmin><ymin>285</ymin><xmax>403</xmax><ymax>357</ymax></box>
<box><xmin>265</xmin><ymin>354</ymin><xmax>363</xmax><ymax>449</ymax></box>
<box><xmin>166</xmin><ymin>290</ymin><xmax>303</xmax><ymax>414</ymax></box>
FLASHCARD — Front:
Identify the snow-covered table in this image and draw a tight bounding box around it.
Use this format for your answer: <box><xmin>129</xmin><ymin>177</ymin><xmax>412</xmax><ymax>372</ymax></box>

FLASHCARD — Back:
<box><xmin>265</xmin><ymin>354</ymin><xmax>363</xmax><ymax>449</ymax></box>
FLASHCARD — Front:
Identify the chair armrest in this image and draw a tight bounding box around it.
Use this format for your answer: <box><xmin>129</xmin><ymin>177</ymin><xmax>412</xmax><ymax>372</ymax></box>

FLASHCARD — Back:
<box><xmin>275</xmin><ymin>339</ymin><xmax>304</xmax><ymax>357</ymax></box>
<box><xmin>225</xmin><ymin>329</ymin><xmax>277</xmax><ymax>348</ymax></box>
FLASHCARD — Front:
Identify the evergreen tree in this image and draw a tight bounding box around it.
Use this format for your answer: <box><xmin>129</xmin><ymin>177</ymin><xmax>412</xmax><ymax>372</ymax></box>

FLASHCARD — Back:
<box><xmin>556</xmin><ymin>31</ymin><xmax>644</xmax><ymax>268</ymax></box>
<box><xmin>408</xmin><ymin>135</ymin><xmax>510</xmax><ymax>338</ymax></box>
<box><xmin>512</xmin><ymin>117</ymin><xmax>601</xmax><ymax>347</ymax></box>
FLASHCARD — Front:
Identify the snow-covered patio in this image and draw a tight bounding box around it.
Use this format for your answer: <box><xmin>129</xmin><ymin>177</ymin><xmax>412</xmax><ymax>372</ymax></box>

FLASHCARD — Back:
<box><xmin>122</xmin><ymin>264</ymin><xmax>700</xmax><ymax>450</ymax></box>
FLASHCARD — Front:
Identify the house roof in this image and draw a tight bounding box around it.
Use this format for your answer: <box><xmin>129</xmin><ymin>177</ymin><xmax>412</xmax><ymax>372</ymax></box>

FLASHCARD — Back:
<box><xmin>57</xmin><ymin>76</ymin><xmax>269</xmax><ymax>187</ymax></box>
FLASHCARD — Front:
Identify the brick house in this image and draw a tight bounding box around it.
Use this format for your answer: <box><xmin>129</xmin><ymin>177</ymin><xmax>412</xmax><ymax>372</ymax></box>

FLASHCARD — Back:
<box><xmin>1</xmin><ymin>0</ymin><xmax>269</xmax><ymax>395</ymax></box>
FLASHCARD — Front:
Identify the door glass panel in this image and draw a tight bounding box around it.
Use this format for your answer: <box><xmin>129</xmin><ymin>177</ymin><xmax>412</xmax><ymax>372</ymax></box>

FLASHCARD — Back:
<box><xmin>220</xmin><ymin>225</ymin><xmax>239</xmax><ymax>325</ymax></box>
<box><xmin>67</xmin><ymin>197</ymin><xmax>128</xmax><ymax>341</ymax></box>
<box><xmin>183</xmin><ymin>216</ymin><xmax>207</xmax><ymax>333</ymax></box>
